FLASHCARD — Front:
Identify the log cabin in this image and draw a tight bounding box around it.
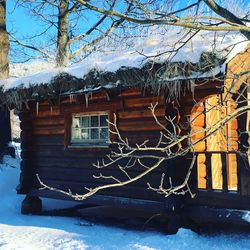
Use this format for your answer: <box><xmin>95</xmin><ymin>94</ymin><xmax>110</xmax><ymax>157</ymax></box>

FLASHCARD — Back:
<box><xmin>0</xmin><ymin>42</ymin><xmax>250</xmax><ymax>232</ymax></box>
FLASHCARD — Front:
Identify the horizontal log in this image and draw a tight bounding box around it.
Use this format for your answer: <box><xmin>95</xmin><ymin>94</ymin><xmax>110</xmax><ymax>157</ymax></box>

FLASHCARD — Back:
<box><xmin>20</xmin><ymin>102</ymin><xmax>58</xmax><ymax>110</ymax></box>
<box><xmin>20</xmin><ymin>108</ymin><xmax>61</xmax><ymax>118</ymax></box>
<box><xmin>21</xmin><ymin>131</ymin><xmax>64</xmax><ymax>141</ymax></box>
<box><xmin>124</xmin><ymin>96</ymin><xmax>164</xmax><ymax>109</ymax></box>
<box><xmin>118</xmin><ymin>126</ymin><xmax>164</xmax><ymax>132</ymax></box>
<box><xmin>21</xmin><ymin>144</ymin><xmax>65</xmax><ymax>152</ymax></box>
<box><xmin>118</xmin><ymin>107</ymin><xmax>165</xmax><ymax>119</ymax></box>
<box><xmin>118</xmin><ymin>119</ymin><xmax>166</xmax><ymax>132</ymax></box>
<box><xmin>227</xmin><ymin>130</ymin><xmax>238</xmax><ymax>138</ymax></box>
<box><xmin>27</xmin><ymin>99</ymin><xmax>69</xmax><ymax>108</ymax></box>
<box><xmin>120</xmin><ymin>131</ymin><xmax>163</xmax><ymax>145</ymax></box>
<box><xmin>21</xmin><ymin>157</ymin><xmax>101</xmax><ymax>170</ymax></box>
<box><xmin>21</xmin><ymin>151</ymin><xmax>166</xmax><ymax>165</ymax></box>
<box><xmin>31</xmin><ymin>126</ymin><xmax>64</xmax><ymax>136</ymax></box>
<box><xmin>60</xmin><ymin>92</ymin><xmax>109</xmax><ymax>104</ymax></box>
<box><xmin>24</xmin><ymin>103</ymin><xmax>60</xmax><ymax>112</ymax></box>
<box><xmin>227</xmin><ymin>141</ymin><xmax>239</xmax><ymax>151</ymax></box>
<box><xmin>33</xmin><ymin>162</ymin><xmax>160</xmax><ymax>172</ymax></box>
<box><xmin>118</xmin><ymin>88</ymin><xmax>142</xmax><ymax>97</ymax></box>
<box><xmin>21</xmin><ymin>115</ymin><xmax>64</xmax><ymax>126</ymax></box>
<box><xmin>191</xmin><ymin>131</ymin><xmax>205</xmax><ymax>141</ymax></box>
<box><xmin>229</xmin><ymin>56</ymin><xmax>250</xmax><ymax>74</ymax></box>
<box><xmin>191</xmin><ymin>105</ymin><xmax>205</xmax><ymax>113</ymax></box>
<box><xmin>34</xmin><ymin>155</ymin><xmax>167</xmax><ymax>169</ymax></box>
<box><xmin>20</xmin><ymin>118</ymin><xmax>65</xmax><ymax>129</ymax></box>
<box><xmin>21</xmin><ymin>149</ymin><xmax>110</xmax><ymax>159</ymax></box>
<box><xmin>197</xmin><ymin>179</ymin><xmax>207</xmax><ymax>189</ymax></box>
<box><xmin>197</xmin><ymin>153</ymin><xmax>206</xmax><ymax>163</ymax></box>
<box><xmin>192</xmin><ymin>141</ymin><xmax>206</xmax><ymax>152</ymax></box>
<box><xmin>190</xmin><ymin>115</ymin><xmax>205</xmax><ymax>127</ymax></box>
<box><xmin>21</xmin><ymin>135</ymin><xmax>64</xmax><ymax>146</ymax></box>
<box><xmin>21</xmin><ymin>129</ymin><xmax>164</xmax><ymax>147</ymax></box>
<box><xmin>19</xmin><ymin>111</ymin><xmax>60</xmax><ymax>121</ymax></box>
<box><xmin>228</xmin><ymin>119</ymin><xmax>238</xmax><ymax>130</ymax></box>
<box><xmin>60</xmin><ymin>100</ymin><xmax>122</xmax><ymax>113</ymax></box>
<box><xmin>21</xmin><ymin>157</ymin><xmax>187</xmax><ymax>186</ymax></box>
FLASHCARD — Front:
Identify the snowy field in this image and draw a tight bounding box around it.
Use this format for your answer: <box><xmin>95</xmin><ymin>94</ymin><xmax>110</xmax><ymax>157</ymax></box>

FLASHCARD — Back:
<box><xmin>1</xmin><ymin>155</ymin><xmax>250</xmax><ymax>250</ymax></box>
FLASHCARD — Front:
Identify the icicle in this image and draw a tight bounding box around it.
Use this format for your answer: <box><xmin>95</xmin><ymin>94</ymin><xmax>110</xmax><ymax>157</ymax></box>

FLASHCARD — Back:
<box><xmin>70</xmin><ymin>94</ymin><xmax>73</xmax><ymax>103</ymax></box>
<box><xmin>36</xmin><ymin>102</ymin><xmax>39</xmax><ymax>116</ymax></box>
<box><xmin>85</xmin><ymin>93</ymin><xmax>89</xmax><ymax>108</ymax></box>
<box><xmin>14</xmin><ymin>92</ymin><xmax>19</xmax><ymax>110</ymax></box>
<box><xmin>50</xmin><ymin>106</ymin><xmax>53</xmax><ymax>113</ymax></box>
<box><xmin>19</xmin><ymin>99</ymin><xmax>22</xmax><ymax>111</ymax></box>
<box><xmin>24</xmin><ymin>101</ymin><xmax>30</xmax><ymax>110</ymax></box>
<box><xmin>190</xmin><ymin>79</ymin><xmax>196</xmax><ymax>99</ymax></box>
<box><xmin>105</xmin><ymin>91</ymin><xmax>110</xmax><ymax>101</ymax></box>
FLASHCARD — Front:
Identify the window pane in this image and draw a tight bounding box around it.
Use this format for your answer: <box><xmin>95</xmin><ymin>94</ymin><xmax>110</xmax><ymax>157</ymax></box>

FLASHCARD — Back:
<box><xmin>100</xmin><ymin>115</ymin><xmax>108</xmax><ymax>126</ymax></box>
<box><xmin>81</xmin><ymin>116</ymin><xmax>89</xmax><ymax>128</ymax></box>
<box><xmin>100</xmin><ymin>128</ymin><xmax>108</xmax><ymax>140</ymax></box>
<box><xmin>91</xmin><ymin>116</ymin><xmax>98</xmax><ymax>127</ymax></box>
<box><xmin>71</xmin><ymin>113</ymin><xmax>109</xmax><ymax>144</ymax></box>
<box><xmin>81</xmin><ymin>129</ymin><xmax>90</xmax><ymax>140</ymax></box>
<box><xmin>91</xmin><ymin>128</ymin><xmax>99</xmax><ymax>139</ymax></box>
<box><xmin>72</xmin><ymin>117</ymin><xmax>81</xmax><ymax>128</ymax></box>
<box><xmin>72</xmin><ymin>128</ymin><xmax>81</xmax><ymax>140</ymax></box>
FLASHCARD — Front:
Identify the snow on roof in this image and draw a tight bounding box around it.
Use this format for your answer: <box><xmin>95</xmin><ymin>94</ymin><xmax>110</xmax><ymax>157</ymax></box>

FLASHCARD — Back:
<box><xmin>1</xmin><ymin>30</ymin><xmax>249</xmax><ymax>91</ymax></box>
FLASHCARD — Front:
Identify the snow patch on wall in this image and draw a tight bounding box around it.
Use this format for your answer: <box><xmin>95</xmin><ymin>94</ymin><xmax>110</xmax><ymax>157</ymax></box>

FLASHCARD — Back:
<box><xmin>242</xmin><ymin>211</ymin><xmax>250</xmax><ymax>223</ymax></box>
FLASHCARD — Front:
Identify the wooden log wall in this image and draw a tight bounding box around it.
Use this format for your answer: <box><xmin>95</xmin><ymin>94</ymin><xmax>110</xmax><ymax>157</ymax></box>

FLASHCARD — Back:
<box><xmin>224</xmin><ymin>44</ymin><xmax>250</xmax><ymax>196</ymax></box>
<box><xmin>18</xmin><ymin>88</ymin><xmax>191</xmax><ymax>202</ymax></box>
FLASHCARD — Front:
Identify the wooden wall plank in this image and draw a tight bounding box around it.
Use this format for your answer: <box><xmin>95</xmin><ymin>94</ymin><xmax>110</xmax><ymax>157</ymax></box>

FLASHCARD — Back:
<box><xmin>118</xmin><ymin>108</ymin><xmax>165</xmax><ymax>119</ymax></box>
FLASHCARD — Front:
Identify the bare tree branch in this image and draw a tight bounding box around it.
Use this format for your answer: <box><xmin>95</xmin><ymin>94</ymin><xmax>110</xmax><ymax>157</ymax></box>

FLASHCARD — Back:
<box><xmin>9</xmin><ymin>33</ymin><xmax>52</xmax><ymax>59</ymax></box>
<box><xmin>76</xmin><ymin>0</ymin><xmax>250</xmax><ymax>36</ymax></box>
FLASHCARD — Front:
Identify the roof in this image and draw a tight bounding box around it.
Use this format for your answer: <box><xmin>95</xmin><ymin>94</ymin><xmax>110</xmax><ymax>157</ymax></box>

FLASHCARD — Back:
<box><xmin>0</xmin><ymin>31</ymin><xmax>249</xmax><ymax>108</ymax></box>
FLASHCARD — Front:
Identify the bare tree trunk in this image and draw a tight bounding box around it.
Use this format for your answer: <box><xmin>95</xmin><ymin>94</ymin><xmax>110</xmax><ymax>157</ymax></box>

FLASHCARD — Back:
<box><xmin>0</xmin><ymin>0</ymin><xmax>9</xmax><ymax>79</ymax></box>
<box><xmin>0</xmin><ymin>0</ymin><xmax>11</xmax><ymax>157</ymax></box>
<box><xmin>56</xmin><ymin>0</ymin><xmax>69</xmax><ymax>67</ymax></box>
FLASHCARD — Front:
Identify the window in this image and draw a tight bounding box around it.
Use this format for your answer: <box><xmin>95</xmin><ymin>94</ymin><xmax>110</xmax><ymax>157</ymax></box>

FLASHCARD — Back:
<box><xmin>71</xmin><ymin>113</ymin><xmax>109</xmax><ymax>145</ymax></box>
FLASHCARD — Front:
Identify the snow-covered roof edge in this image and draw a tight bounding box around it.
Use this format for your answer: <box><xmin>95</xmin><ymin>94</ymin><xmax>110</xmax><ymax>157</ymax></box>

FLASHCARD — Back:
<box><xmin>0</xmin><ymin>33</ymin><xmax>248</xmax><ymax>109</ymax></box>
<box><xmin>0</xmin><ymin>51</ymin><xmax>227</xmax><ymax>109</ymax></box>
<box><xmin>3</xmin><ymin>29</ymin><xmax>249</xmax><ymax>92</ymax></box>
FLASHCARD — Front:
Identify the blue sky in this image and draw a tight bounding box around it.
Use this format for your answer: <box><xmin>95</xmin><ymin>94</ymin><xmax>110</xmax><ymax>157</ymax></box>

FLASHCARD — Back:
<box><xmin>7</xmin><ymin>0</ymin><xmax>249</xmax><ymax>38</ymax></box>
<box><xmin>7</xmin><ymin>2</ymin><xmax>33</xmax><ymax>37</ymax></box>
<box><xmin>6</xmin><ymin>0</ymin><xmax>249</xmax><ymax>63</ymax></box>
<box><xmin>7</xmin><ymin>1</ymin><xmax>98</xmax><ymax>38</ymax></box>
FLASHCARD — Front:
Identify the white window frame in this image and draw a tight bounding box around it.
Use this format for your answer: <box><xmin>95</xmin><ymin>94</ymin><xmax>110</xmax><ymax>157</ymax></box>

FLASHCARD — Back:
<box><xmin>70</xmin><ymin>111</ymin><xmax>110</xmax><ymax>146</ymax></box>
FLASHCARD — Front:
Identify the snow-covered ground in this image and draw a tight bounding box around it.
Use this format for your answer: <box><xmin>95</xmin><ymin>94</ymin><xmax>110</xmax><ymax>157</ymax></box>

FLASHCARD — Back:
<box><xmin>1</xmin><ymin>155</ymin><xmax>250</xmax><ymax>250</ymax></box>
